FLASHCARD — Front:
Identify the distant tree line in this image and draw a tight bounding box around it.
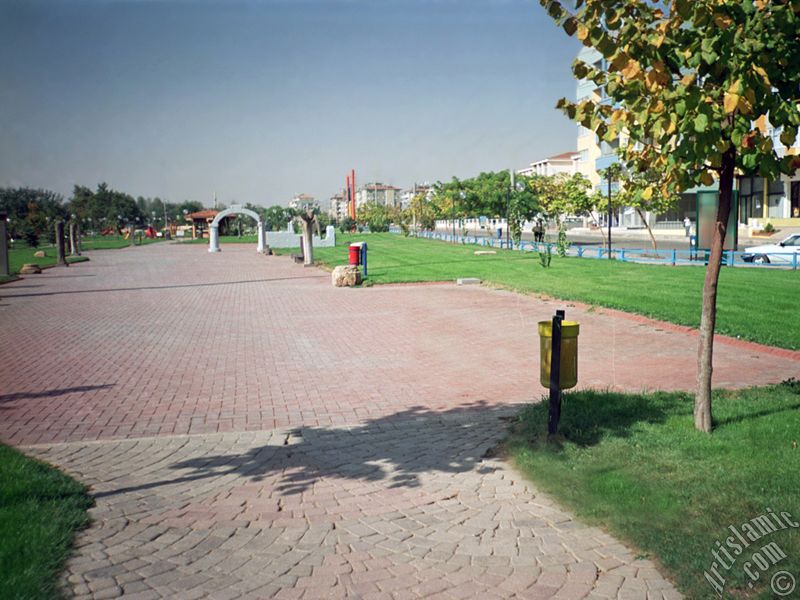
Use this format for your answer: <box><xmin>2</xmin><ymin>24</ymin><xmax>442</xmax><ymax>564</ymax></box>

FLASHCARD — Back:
<box><xmin>0</xmin><ymin>184</ymin><xmax>319</xmax><ymax>247</ymax></box>
<box><xmin>0</xmin><ymin>184</ymin><xmax>207</xmax><ymax>246</ymax></box>
<box><xmin>369</xmin><ymin>171</ymin><xmax>595</xmax><ymax>242</ymax></box>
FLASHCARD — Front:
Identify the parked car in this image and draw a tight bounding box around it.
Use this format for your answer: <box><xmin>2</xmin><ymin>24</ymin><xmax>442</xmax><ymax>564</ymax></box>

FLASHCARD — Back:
<box><xmin>741</xmin><ymin>233</ymin><xmax>800</xmax><ymax>264</ymax></box>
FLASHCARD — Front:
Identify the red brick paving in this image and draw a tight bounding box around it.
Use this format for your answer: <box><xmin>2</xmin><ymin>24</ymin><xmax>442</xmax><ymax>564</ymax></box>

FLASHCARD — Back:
<box><xmin>1</xmin><ymin>243</ymin><xmax>797</xmax><ymax>446</ymax></box>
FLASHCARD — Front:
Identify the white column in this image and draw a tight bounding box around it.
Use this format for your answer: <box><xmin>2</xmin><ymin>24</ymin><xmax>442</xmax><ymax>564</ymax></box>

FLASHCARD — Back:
<box><xmin>209</xmin><ymin>225</ymin><xmax>221</xmax><ymax>252</ymax></box>
<box><xmin>257</xmin><ymin>221</ymin><xmax>265</xmax><ymax>253</ymax></box>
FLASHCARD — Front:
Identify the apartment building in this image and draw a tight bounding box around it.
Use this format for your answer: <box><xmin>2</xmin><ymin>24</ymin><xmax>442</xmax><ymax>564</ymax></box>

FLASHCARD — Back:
<box><xmin>574</xmin><ymin>47</ymin><xmax>800</xmax><ymax>229</ymax></box>
<box><xmin>355</xmin><ymin>183</ymin><xmax>401</xmax><ymax>209</ymax></box>
<box><xmin>328</xmin><ymin>193</ymin><xmax>348</xmax><ymax>221</ymax></box>
<box><xmin>289</xmin><ymin>193</ymin><xmax>317</xmax><ymax>211</ymax></box>
<box><xmin>518</xmin><ymin>152</ymin><xmax>581</xmax><ymax>178</ymax></box>
<box><xmin>399</xmin><ymin>183</ymin><xmax>433</xmax><ymax>210</ymax></box>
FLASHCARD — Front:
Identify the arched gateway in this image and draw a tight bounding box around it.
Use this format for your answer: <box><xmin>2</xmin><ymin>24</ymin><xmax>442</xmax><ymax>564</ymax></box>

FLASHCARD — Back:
<box><xmin>208</xmin><ymin>205</ymin><xmax>265</xmax><ymax>253</ymax></box>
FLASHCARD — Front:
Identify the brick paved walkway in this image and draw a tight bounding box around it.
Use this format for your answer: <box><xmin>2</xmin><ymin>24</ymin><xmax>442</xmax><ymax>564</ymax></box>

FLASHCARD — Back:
<box><xmin>2</xmin><ymin>243</ymin><xmax>798</xmax><ymax>599</ymax></box>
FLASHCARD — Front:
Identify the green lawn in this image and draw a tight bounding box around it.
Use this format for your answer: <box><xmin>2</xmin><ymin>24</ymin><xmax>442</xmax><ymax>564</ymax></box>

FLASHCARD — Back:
<box><xmin>8</xmin><ymin>246</ymin><xmax>89</xmax><ymax>274</ymax></box>
<box><xmin>276</xmin><ymin>233</ymin><xmax>799</xmax><ymax>350</ymax></box>
<box><xmin>0</xmin><ymin>444</ymin><xmax>92</xmax><ymax>599</ymax></box>
<box><xmin>508</xmin><ymin>381</ymin><xmax>800</xmax><ymax>599</ymax></box>
<box><xmin>179</xmin><ymin>234</ymin><xmax>259</xmax><ymax>244</ymax></box>
<box><xmin>6</xmin><ymin>236</ymin><xmax>164</xmax><ymax>275</ymax></box>
<box><xmin>80</xmin><ymin>235</ymin><xmax>164</xmax><ymax>250</ymax></box>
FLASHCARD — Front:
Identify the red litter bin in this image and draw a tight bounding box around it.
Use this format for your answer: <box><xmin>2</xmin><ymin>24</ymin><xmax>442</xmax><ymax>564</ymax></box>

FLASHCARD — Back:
<box><xmin>348</xmin><ymin>243</ymin><xmax>361</xmax><ymax>266</ymax></box>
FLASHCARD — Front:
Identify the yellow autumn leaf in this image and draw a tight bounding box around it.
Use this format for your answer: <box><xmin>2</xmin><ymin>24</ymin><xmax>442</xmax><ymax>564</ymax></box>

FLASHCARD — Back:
<box><xmin>723</xmin><ymin>92</ymin><xmax>740</xmax><ymax>114</ymax></box>
<box><xmin>738</xmin><ymin>95</ymin><xmax>753</xmax><ymax>115</ymax></box>
<box><xmin>680</xmin><ymin>73</ymin><xmax>695</xmax><ymax>86</ymax></box>
<box><xmin>651</xmin><ymin>32</ymin><xmax>665</xmax><ymax>48</ymax></box>
<box><xmin>753</xmin><ymin>65</ymin><xmax>771</xmax><ymax>85</ymax></box>
<box><xmin>577</xmin><ymin>24</ymin><xmax>590</xmax><ymax>41</ymax></box>
<box><xmin>641</xmin><ymin>187</ymin><xmax>654</xmax><ymax>201</ymax></box>
<box><xmin>621</xmin><ymin>59</ymin><xmax>642</xmax><ymax>79</ymax></box>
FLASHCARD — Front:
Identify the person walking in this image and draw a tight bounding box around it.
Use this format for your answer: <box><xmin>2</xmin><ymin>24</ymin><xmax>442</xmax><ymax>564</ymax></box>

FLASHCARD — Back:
<box><xmin>684</xmin><ymin>216</ymin><xmax>692</xmax><ymax>237</ymax></box>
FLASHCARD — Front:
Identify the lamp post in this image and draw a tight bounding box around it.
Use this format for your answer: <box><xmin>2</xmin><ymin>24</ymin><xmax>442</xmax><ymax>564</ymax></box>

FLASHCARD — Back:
<box><xmin>507</xmin><ymin>170</ymin><xmax>515</xmax><ymax>249</ymax></box>
<box><xmin>606</xmin><ymin>168</ymin><xmax>613</xmax><ymax>259</ymax></box>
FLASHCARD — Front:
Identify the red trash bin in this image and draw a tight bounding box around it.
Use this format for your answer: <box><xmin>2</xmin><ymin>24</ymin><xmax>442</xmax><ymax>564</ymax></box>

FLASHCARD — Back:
<box><xmin>348</xmin><ymin>244</ymin><xmax>361</xmax><ymax>266</ymax></box>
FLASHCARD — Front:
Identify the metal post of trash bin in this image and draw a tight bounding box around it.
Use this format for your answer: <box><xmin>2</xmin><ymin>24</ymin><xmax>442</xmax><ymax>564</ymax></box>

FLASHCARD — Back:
<box><xmin>360</xmin><ymin>242</ymin><xmax>368</xmax><ymax>278</ymax></box>
<box><xmin>548</xmin><ymin>310</ymin><xmax>565</xmax><ymax>435</ymax></box>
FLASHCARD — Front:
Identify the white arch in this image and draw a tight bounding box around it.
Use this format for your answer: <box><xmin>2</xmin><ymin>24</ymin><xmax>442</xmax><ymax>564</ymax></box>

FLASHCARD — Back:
<box><xmin>208</xmin><ymin>205</ymin><xmax>265</xmax><ymax>253</ymax></box>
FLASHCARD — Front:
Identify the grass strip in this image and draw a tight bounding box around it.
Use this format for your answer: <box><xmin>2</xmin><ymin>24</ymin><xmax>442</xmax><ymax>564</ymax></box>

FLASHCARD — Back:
<box><xmin>271</xmin><ymin>233</ymin><xmax>799</xmax><ymax>350</ymax></box>
<box><xmin>0</xmin><ymin>444</ymin><xmax>92</xmax><ymax>599</ymax></box>
<box><xmin>507</xmin><ymin>381</ymin><xmax>800</xmax><ymax>599</ymax></box>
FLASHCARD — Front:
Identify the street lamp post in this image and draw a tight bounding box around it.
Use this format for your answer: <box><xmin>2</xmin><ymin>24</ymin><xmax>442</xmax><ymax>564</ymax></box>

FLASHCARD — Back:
<box><xmin>607</xmin><ymin>169</ymin><xmax>613</xmax><ymax>259</ymax></box>
<box><xmin>507</xmin><ymin>170</ymin><xmax>514</xmax><ymax>249</ymax></box>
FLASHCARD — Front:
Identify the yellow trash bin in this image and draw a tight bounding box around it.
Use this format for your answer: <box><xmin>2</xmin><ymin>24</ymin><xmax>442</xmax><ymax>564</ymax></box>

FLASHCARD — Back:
<box><xmin>538</xmin><ymin>320</ymin><xmax>579</xmax><ymax>389</ymax></box>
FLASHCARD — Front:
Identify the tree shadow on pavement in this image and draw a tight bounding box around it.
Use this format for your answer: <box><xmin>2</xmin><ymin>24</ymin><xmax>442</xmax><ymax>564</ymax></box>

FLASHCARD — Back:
<box><xmin>92</xmin><ymin>393</ymin><xmax>689</xmax><ymax>501</ymax></box>
<box><xmin>95</xmin><ymin>401</ymin><xmax>520</xmax><ymax>499</ymax></box>
<box><xmin>0</xmin><ymin>384</ymin><xmax>115</xmax><ymax>405</ymax></box>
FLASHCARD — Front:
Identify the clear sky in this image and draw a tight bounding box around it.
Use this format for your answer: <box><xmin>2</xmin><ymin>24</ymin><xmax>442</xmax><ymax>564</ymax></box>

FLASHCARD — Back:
<box><xmin>0</xmin><ymin>0</ymin><xmax>580</xmax><ymax>208</ymax></box>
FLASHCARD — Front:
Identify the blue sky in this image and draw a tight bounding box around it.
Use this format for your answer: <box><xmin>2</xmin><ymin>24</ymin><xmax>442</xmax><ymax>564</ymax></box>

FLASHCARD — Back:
<box><xmin>0</xmin><ymin>0</ymin><xmax>580</xmax><ymax>207</ymax></box>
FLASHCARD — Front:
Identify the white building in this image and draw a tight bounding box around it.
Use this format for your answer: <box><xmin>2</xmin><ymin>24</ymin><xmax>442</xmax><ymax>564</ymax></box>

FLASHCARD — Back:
<box><xmin>328</xmin><ymin>193</ymin><xmax>348</xmax><ymax>221</ymax></box>
<box><xmin>355</xmin><ymin>183</ymin><xmax>401</xmax><ymax>209</ymax></box>
<box><xmin>289</xmin><ymin>193</ymin><xmax>317</xmax><ymax>211</ymax></box>
<box><xmin>399</xmin><ymin>183</ymin><xmax>433</xmax><ymax>210</ymax></box>
<box><xmin>518</xmin><ymin>152</ymin><xmax>581</xmax><ymax>178</ymax></box>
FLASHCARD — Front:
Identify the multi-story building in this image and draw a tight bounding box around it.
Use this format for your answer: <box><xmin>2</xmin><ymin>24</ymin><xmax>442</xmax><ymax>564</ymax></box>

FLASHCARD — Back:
<box><xmin>399</xmin><ymin>183</ymin><xmax>433</xmax><ymax>210</ymax></box>
<box><xmin>355</xmin><ymin>183</ymin><xmax>401</xmax><ymax>209</ymax></box>
<box><xmin>328</xmin><ymin>193</ymin><xmax>348</xmax><ymax>221</ymax></box>
<box><xmin>739</xmin><ymin>119</ymin><xmax>800</xmax><ymax>227</ymax></box>
<box><xmin>289</xmin><ymin>193</ymin><xmax>317</xmax><ymax>211</ymax></box>
<box><xmin>574</xmin><ymin>48</ymin><xmax>800</xmax><ymax>229</ymax></box>
<box><xmin>518</xmin><ymin>152</ymin><xmax>581</xmax><ymax>178</ymax></box>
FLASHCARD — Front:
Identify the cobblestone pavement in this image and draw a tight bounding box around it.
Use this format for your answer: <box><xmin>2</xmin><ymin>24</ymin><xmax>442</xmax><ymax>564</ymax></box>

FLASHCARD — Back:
<box><xmin>3</xmin><ymin>243</ymin><xmax>798</xmax><ymax>598</ymax></box>
<box><xmin>27</xmin><ymin>410</ymin><xmax>680</xmax><ymax>600</ymax></box>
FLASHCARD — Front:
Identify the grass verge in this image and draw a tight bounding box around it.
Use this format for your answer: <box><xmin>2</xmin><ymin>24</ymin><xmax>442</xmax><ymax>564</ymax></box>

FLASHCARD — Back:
<box><xmin>0</xmin><ymin>444</ymin><xmax>92</xmax><ymax>599</ymax></box>
<box><xmin>273</xmin><ymin>233</ymin><xmax>800</xmax><ymax>349</ymax></box>
<box><xmin>506</xmin><ymin>381</ymin><xmax>800</xmax><ymax>599</ymax></box>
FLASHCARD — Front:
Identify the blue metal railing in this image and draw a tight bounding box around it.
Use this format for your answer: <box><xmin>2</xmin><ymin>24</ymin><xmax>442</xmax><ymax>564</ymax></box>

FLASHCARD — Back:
<box><xmin>401</xmin><ymin>230</ymin><xmax>799</xmax><ymax>270</ymax></box>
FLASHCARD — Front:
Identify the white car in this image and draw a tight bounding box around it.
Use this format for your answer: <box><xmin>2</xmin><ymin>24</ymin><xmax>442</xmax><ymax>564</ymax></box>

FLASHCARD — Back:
<box><xmin>741</xmin><ymin>233</ymin><xmax>800</xmax><ymax>264</ymax></box>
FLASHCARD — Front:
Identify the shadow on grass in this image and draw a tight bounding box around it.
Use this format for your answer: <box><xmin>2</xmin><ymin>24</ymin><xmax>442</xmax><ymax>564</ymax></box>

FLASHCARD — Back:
<box><xmin>517</xmin><ymin>390</ymin><xmax>690</xmax><ymax>448</ymax></box>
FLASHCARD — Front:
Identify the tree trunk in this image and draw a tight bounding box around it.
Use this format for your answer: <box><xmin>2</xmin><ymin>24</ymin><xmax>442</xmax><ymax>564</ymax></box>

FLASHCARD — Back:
<box><xmin>55</xmin><ymin>221</ymin><xmax>68</xmax><ymax>266</ymax></box>
<box><xmin>695</xmin><ymin>147</ymin><xmax>735</xmax><ymax>433</ymax></box>
<box><xmin>635</xmin><ymin>207</ymin><xmax>657</xmax><ymax>251</ymax></box>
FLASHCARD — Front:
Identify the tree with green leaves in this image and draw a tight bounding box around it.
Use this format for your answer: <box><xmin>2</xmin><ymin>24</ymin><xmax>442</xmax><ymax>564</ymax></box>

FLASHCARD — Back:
<box><xmin>541</xmin><ymin>0</ymin><xmax>800</xmax><ymax>431</ymax></box>
<box><xmin>263</xmin><ymin>205</ymin><xmax>290</xmax><ymax>232</ymax></box>
<box><xmin>605</xmin><ymin>162</ymin><xmax>681</xmax><ymax>251</ymax></box>
<box><xmin>356</xmin><ymin>202</ymin><xmax>398</xmax><ymax>233</ymax></box>
<box><xmin>0</xmin><ymin>187</ymin><xmax>65</xmax><ymax>243</ymax></box>
<box><xmin>508</xmin><ymin>175</ymin><xmax>542</xmax><ymax>244</ymax></box>
<box><xmin>404</xmin><ymin>192</ymin><xmax>437</xmax><ymax>232</ymax></box>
